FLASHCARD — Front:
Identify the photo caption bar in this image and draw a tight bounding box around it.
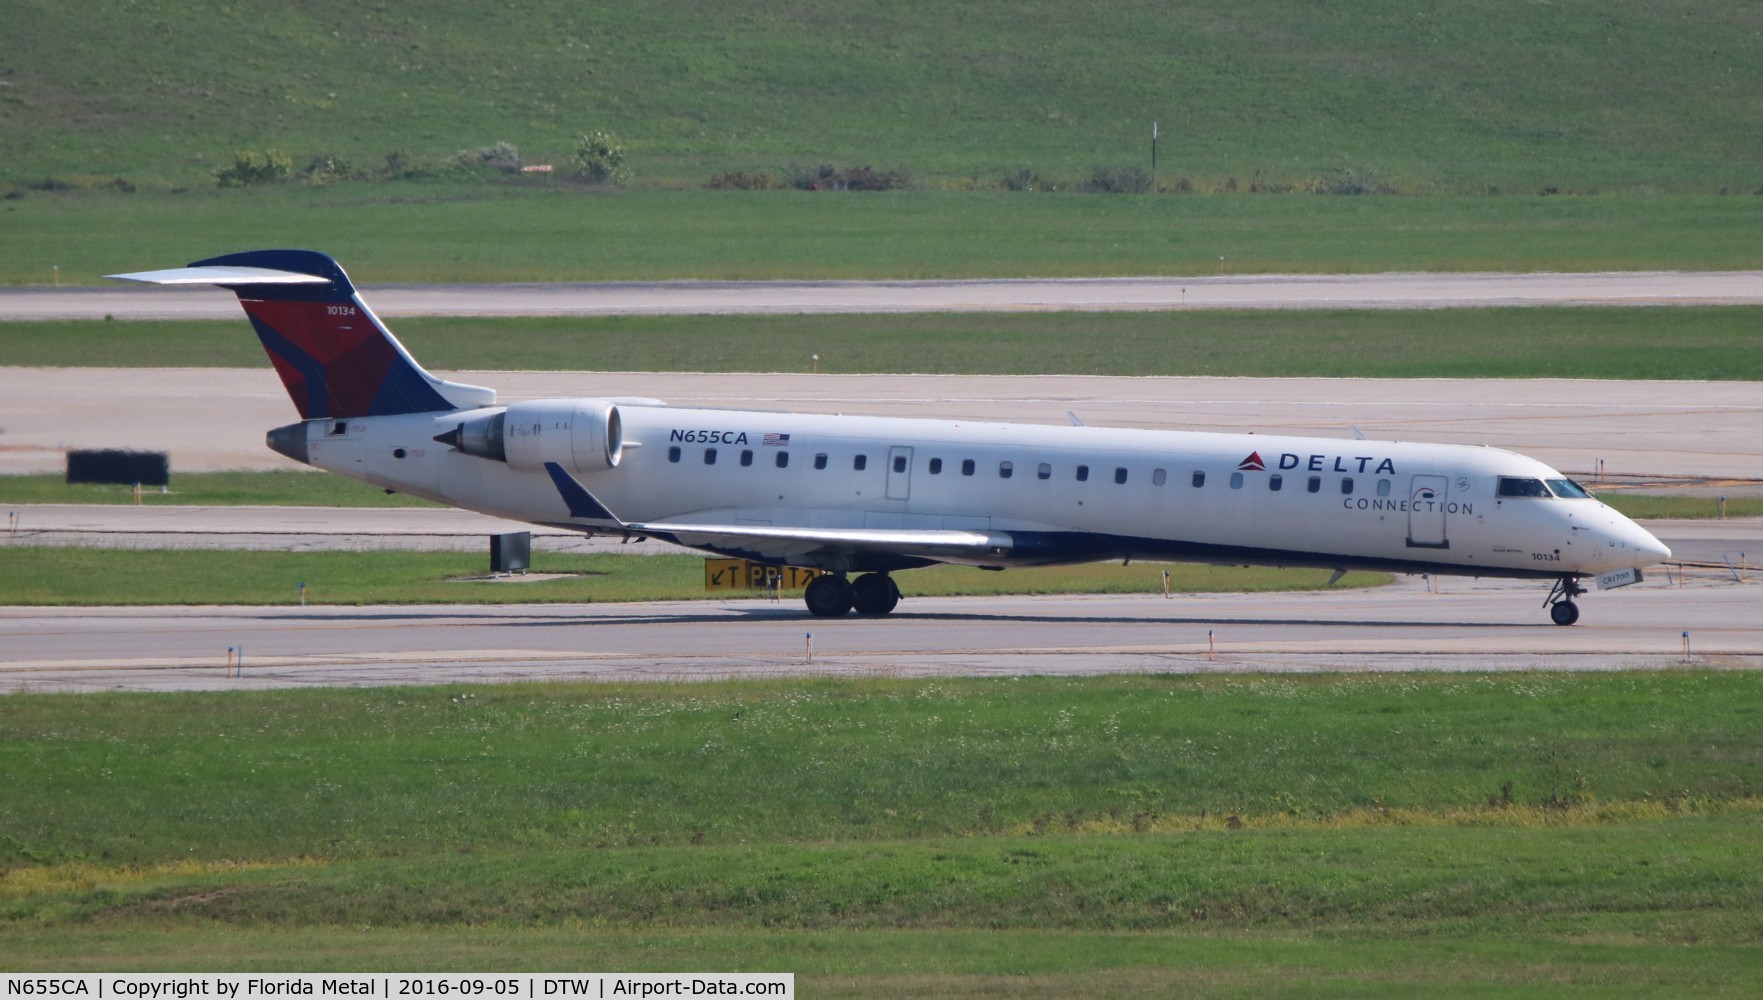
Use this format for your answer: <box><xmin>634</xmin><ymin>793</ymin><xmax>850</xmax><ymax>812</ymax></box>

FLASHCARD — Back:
<box><xmin>2</xmin><ymin>975</ymin><xmax>792</xmax><ymax>1000</ymax></box>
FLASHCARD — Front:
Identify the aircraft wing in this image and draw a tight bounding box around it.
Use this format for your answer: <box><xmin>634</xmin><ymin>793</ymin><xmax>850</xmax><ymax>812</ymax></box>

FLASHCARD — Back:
<box><xmin>629</xmin><ymin>520</ymin><xmax>1014</xmax><ymax>568</ymax></box>
<box><xmin>543</xmin><ymin>461</ymin><xmax>1012</xmax><ymax>567</ymax></box>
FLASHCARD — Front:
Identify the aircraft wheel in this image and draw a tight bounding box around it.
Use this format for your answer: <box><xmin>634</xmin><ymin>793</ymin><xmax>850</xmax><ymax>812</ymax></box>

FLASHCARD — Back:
<box><xmin>804</xmin><ymin>574</ymin><xmax>853</xmax><ymax>618</ymax></box>
<box><xmin>850</xmin><ymin>573</ymin><xmax>901</xmax><ymax>616</ymax></box>
<box><xmin>1549</xmin><ymin>600</ymin><xmax>1580</xmax><ymax>627</ymax></box>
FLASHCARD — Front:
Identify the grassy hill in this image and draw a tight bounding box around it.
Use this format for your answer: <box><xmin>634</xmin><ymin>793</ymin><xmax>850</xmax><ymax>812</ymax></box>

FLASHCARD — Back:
<box><xmin>6</xmin><ymin>0</ymin><xmax>1762</xmax><ymax>193</ymax></box>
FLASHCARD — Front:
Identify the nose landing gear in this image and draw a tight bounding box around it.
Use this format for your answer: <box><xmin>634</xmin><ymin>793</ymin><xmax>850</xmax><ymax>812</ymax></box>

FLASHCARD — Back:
<box><xmin>1544</xmin><ymin>575</ymin><xmax>1585</xmax><ymax>626</ymax></box>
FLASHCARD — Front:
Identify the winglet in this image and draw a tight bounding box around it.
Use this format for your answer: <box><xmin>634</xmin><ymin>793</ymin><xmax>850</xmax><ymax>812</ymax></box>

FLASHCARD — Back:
<box><xmin>544</xmin><ymin>462</ymin><xmax>621</xmax><ymax>522</ymax></box>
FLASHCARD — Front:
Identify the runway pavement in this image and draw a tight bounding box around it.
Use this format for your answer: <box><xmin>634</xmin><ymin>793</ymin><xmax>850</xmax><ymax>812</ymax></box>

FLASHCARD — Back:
<box><xmin>0</xmin><ymin>503</ymin><xmax>697</xmax><ymax>554</ymax></box>
<box><xmin>2</xmin><ymin>575</ymin><xmax>1757</xmax><ymax>692</ymax></box>
<box><xmin>4</xmin><ymin>271</ymin><xmax>1759</xmax><ymax>690</ymax></box>
<box><xmin>4</xmin><ymin>368</ymin><xmax>1760</xmax><ymax>479</ymax></box>
<box><xmin>6</xmin><ymin>271</ymin><xmax>1763</xmax><ymax>320</ymax></box>
<box><xmin>4</xmin><ymin>505</ymin><xmax>1754</xmax><ymax>564</ymax></box>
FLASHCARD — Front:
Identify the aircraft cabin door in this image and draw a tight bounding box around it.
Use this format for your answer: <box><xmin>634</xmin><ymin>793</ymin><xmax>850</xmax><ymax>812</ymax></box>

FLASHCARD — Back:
<box><xmin>886</xmin><ymin>445</ymin><xmax>913</xmax><ymax>501</ymax></box>
<box><xmin>1406</xmin><ymin>474</ymin><xmax>1450</xmax><ymax>549</ymax></box>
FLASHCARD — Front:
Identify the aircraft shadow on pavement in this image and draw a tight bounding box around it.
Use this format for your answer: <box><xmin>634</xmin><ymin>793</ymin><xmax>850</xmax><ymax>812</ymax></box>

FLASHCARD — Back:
<box><xmin>250</xmin><ymin>607</ymin><xmax>1533</xmax><ymax>630</ymax></box>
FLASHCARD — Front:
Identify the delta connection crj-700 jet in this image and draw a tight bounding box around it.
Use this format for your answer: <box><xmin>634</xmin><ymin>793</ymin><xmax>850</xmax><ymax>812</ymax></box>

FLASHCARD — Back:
<box><xmin>113</xmin><ymin>250</ymin><xmax>1671</xmax><ymax>625</ymax></box>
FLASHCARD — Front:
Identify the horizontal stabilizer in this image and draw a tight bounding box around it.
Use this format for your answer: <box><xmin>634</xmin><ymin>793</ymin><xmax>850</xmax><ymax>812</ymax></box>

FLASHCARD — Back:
<box><xmin>107</xmin><ymin>266</ymin><xmax>332</xmax><ymax>286</ymax></box>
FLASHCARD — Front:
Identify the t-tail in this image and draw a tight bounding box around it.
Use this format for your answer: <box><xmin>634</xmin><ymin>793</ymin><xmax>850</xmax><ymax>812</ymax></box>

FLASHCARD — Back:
<box><xmin>109</xmin><ymin>249</ymin><xmax>495</xmax><ymax>421</ymax></box>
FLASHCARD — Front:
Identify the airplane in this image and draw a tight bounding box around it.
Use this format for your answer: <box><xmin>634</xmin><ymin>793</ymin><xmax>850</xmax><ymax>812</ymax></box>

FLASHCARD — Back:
<box><xmin>110</xmin><ymin>249</ymin><xmax>1672</xmax><ymax>625</ymax></box>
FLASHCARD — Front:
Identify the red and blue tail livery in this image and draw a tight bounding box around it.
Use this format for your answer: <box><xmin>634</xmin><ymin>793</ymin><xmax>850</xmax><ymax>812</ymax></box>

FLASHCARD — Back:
<box><xmin>111</xmin><ymin>250</ymin><xmax>493</xmax><ymax>420</ymax></box>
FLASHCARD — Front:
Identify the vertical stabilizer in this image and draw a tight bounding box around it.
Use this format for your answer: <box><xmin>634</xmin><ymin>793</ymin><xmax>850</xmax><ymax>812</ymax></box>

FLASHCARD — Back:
<box><xmin>109</xmin><ymin>249</ymin><xmax>494</xmax><ymax>419</ymax></box>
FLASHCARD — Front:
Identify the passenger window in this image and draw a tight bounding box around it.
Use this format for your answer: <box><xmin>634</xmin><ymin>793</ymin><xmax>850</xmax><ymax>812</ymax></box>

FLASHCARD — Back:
<box><xmin>668</xmin><ymin>445</ymin><xmax>681</xmax><ymax>463</ymax></box>
<box><xmin>1191</xmin><ymin>471</ymin><xmax>1205</xmax><ymax>488</ymax></box>
<box><xmin>999</xmin><ymin>461</ymin><xmax>1014</xmax><ymax>479</ymax></box>
<box><xmin>1269</xmin><ymin>474</ymin><xmax>1282</xmax><ymax>492</ymax></box>
<box><xmin>1341</xmin><ymin>477</ymin><xmax>1354</xmax><ymax>495</ymax></box>
<box><xmin>704</xmin><ymin>448</ymin><xmax>717</xmax><ymax>465</ymax></box>
<box><xmin>1076</xmin><ymin>465</ymin><xmax>1090</xmax><ymax>482</ymax></box>
<box><xmin>929</xmin><ymin>458</ymin><xmax>943</xmax><ymax>475</ymax></box>
<box><xmin>814</xmin><ymin>453</ymin><xmax>828</xmax><ymax>470</ymax></box>
<box><xmin>1230</xmin><ymin>472</ymin><xmax>1244</xmax><ymax>489</ymax></box>
<box><xmin>1038</xmin><ymin>462</ymin><xmax>1052</xmax><ymax>480</ymax></box>
<box><xmin>1114</xmin><ymin>467</ymin><xmax>1128</xmax><ymax>485</ymax></box>
<box><xmin>775</xmin><ymin>451</ymin><xmax>789</xmax><ymax>469</ymax></box>
<box><xmin>893</xmin><ymin>455</ymin><xmax>907</xmax><ymax>473</ymax></box>
<box><xmin>1497</xmin><ymin>476</ymin><xmax>1551</xmax><ymax>498</ymax></box>
<box><xmin>1377</xmin><ymin>478</ymin><xmax>1391</xmax><ymax>497</ymax></box>
<box><xmin>853</xmin><ymin>455</ymin><xmax>867</xmax><ymax>471</ymax></box>
<box><xmin>740</xmin><ymin>449</ymin><xmax>754</xmax><ymax>467</ymax></box>
<box><xmin>1307</xmin><ymin>476</ymin><xmax>1321</xmax><ymax>494</ymax></box>
<box><xmin>1152</xmin><ymin>468</ymin><xmax>1167</xmax><ymax>486</ymax></box>
<box><xmin>961</xmin><ymin>459</ymin><xmax>976</xmax><ymax>476</ymax></box>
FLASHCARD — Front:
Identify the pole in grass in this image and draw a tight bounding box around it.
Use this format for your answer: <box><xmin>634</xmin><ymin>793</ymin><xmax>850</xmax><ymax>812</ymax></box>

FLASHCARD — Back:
<box><xmin>1162</xmin><ymin>569</ymin><xmax>1171</xmax><ymax>598</ymax></box>
<box><xmin>1208</xmin><ymin>629</ymin><xmax>1215</xmax><ymax>661</ymax></box>
<box><xmin>1150</xmin><ymin>121</ymin><xmax>1158</xmax><ymax>188</ymax></box>
<box><xmin>1683</xmin><ymin>630</ymin><xmax>1690</xmax><ymax>661</ymax></box>
<box><xmin>298</xmin><ymin>581</ymin><xmax>306</xmax><ymax>607</ymax></box>
<box><xmin>227</xmin><ymin>645</ymin><xmax>235</xmax><ymax>677</ymax></box>
<box><xmin>805</xmin><ymin>632</ymin><xmax>813</xmax><ymax>665</ymax></box>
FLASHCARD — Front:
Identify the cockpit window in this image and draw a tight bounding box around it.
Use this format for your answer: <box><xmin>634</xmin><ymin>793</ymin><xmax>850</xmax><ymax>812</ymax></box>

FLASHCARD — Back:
<box><xmin>1547</xmin><ymin>478</ymin><xmax>1593</xmax><ymax>500</ymax></box>
<box><xmin>1497</xmin><ymin>476</ymin><xmax>1553</xmax><ymax>498</ymax></box>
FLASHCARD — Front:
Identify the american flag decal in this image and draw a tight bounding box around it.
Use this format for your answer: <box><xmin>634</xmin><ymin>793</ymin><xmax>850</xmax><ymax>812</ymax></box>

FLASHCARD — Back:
<box><xmin>763</xmin><ymin>433</ymin><xmax>790</xmax><ymax>446</ymax></box>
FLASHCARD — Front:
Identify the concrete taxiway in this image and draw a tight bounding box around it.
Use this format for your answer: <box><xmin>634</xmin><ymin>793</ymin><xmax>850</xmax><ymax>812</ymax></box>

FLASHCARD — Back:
<box><xmin>4</xmin><ymin>368</ymin><xmax>1760</xmax><ymax>479</ymax></box>
<box><xmin>7</xmin><ymin>271</ymin><xmax>1763</xmax><ymax>321</ymax></box>
<box><xmin>2</xmin><ymin>576</ymin><xmax>1757</xmax><ymax>692</ymax></box>
<box><xmin>5</xmin><ymin>505</ymin><xmax>1754</xmax><ymax>565</ymax></box>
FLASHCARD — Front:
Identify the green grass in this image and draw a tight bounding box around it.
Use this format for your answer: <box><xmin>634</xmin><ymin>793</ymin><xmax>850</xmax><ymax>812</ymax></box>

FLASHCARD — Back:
<box><xmin>7</xmin><ymin>303</ymin><xmax>1763</xmax><ymax>380</ymax></box>
<box><xmin>3</xmin><ymin>673</ymin><xmax>1761</xmax><ymax>992</ymax></box>
<box><xmin>6</xmin><ymin>927</ymin><xmax>1762</xmax><ymax>997</ymax></box>
<box><xmin>2</xmin><ymin>471</ymin><xmax>1743</xmax><ymax>523</ymax></box>
<box><xmin>6</xmin><ymin>1</ymin><xmax>1762</xmax><ymax>192</ymax></box>
<box><xmin>1590</xmin><ymin>493</ymin><xmax>1763</xmax><ymax>521</ymax></box>
<box><xmin>9</xmin><ymin>188</ymin><xmax>1763</xmax><ymax>285</ymax></box>
<box><xmin>0</xmin><ymin>546</ymin><xmax>1386</xmax><ymax>606</ymax></box>
<box><xmin>0</xmin><ymin>470</ymin><xmax>439</xmax><ymax>507</ymax></box>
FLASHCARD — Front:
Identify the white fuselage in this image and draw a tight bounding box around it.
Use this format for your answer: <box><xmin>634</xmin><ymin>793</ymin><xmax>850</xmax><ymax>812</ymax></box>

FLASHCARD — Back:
<box><xmin>293</xmin><ymin>400</ymin><xmax>1669</xmax><ymax>581</ymax></box>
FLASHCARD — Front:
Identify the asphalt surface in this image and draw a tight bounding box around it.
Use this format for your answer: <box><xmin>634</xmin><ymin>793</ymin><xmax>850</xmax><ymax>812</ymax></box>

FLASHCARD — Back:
<box><xmin>5</xmin><ymin>369</ymin><xmax>1762</xmax><ymax>479</ymax></box>
<box><xmin>2</xmin><ymin>576</ymin><xmax>1757</xmax><ymax>692</ymax></box>
<box><xmin>4</xmin><ymin>271</ymin><xmax>1759</xmax><ymax>690</ymax></box>
<box><xmin>6</xmin><ymin>271</ymin><xmax>1763</xmax><ymax>320</ymax></box>
<box><xmin>5</xmin><ymin>505</ymin><xmax>1755</xmax><ymax>564</ymax></box>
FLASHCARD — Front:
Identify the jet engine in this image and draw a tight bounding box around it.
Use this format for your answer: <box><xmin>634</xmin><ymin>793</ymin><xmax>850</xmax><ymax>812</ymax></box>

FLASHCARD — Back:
<box><xmin>438</xmin><ymin>399</ymin><xmax>623</xmax><ymax>473</ymax></box>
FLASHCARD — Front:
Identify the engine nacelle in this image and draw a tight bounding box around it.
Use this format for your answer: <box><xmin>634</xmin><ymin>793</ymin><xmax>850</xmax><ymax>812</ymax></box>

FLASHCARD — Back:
<box><xmin>443</xmin><ymin>399</ymin><xmax>623</xmax><ymax>473</ymax></box>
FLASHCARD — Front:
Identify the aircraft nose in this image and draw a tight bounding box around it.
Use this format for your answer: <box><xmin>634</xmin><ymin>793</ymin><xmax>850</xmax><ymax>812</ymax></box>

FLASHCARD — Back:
<box><xmin>1609</xmin><ymin>517</ymin><xmax>1671</xmax><ymax>566</ymax></box>
<box><xmin>1635</xmin><ymin>527</ymin><xmax>1672</xmax><ymax>564</ymax></box>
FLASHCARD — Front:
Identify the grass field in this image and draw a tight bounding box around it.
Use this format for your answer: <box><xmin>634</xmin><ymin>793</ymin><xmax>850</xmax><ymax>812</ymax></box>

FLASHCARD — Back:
<box><xmin>8</xmin><ymin>302</ymin><xmax>1763</xmax><ymax>380</ymax></box>
<box><xmin>7</xmin><ymin>470</ymin><xmax>1751</xmax><ymax>521</ymax></box>
<box><xmin>7</xmin><ymin>2</ymin><xmax>1761</xmax><ymax>192</ymax></box>
<box><xmin>0</xmin><ymin>546</ymin><xmax>1385</xmax><ymax>606</ymax></box>
<box><xmin>0</xmin><ymin>471</ymin><xmax>439</xmax><ymax>508</ymax></box>
<box><xmin>3</xmin><ymin>673</ymin><xmax>1760</xmax><ymax>993</ymax></box>
<box><xmin>9</xmin><ymin>188</ymin><xmax>1763</xmax><ymax>286</ymax></box>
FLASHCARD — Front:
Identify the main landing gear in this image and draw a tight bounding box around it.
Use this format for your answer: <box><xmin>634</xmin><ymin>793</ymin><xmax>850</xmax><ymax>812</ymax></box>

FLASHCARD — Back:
<box><xmin>1544</xmin><ymin>575</ymin><xmax>1585</xmax><ymax>626</ymax></box>
<box><xmin>804</xmin><ymin>572</ymin><xmax>901</xmax><ymax>617</ymax></box>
